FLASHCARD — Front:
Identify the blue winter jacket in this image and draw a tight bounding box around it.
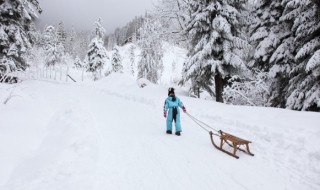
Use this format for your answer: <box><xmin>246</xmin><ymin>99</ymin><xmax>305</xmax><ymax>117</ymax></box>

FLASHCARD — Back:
<box><xmin>163</xmin><ymin>96</ymin><xmax>184</xmax><ymax>132</ymax></box>
<box><xmin>164</xmin><ymin>96</ymin><xmax>184</xmax><ymax>114</ymax></box>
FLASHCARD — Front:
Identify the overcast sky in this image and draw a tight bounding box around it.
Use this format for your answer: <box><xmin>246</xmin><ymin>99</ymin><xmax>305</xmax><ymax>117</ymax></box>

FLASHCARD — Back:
<box><xmin>37</xmin><ymin>0</ymin><xmax>156</xmax><ymax>34</ymax></box>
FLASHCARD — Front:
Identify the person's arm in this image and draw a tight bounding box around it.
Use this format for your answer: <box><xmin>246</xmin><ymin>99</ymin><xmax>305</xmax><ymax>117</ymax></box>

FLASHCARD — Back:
<box><xmin>163</xmin><ymin>99</ymin><xmax>169</xmax><ymax>117</ymax></box>
<box><xmin>178</xmin><ymin>98</ymin><xmax>187</xmax><ymax>113</ymax></box>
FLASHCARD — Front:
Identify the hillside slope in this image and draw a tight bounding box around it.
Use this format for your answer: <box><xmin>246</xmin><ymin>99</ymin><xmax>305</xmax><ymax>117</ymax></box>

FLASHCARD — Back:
<box><xmin>0</xmin><ymin>74</ymin><xmax>319</xmax><ymax>190</ymax></box>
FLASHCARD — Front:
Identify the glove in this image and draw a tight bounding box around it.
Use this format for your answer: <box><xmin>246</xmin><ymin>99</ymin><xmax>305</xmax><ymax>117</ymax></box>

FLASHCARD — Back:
<box><xmin>164</xmin><ymin>112</ymin><xmax>167</xmax><ymax>118</ymax></box>
<box><xmin>182</xmin><ymin>107</ymin><xmax>187</xmax><ymax>113</ymax></box>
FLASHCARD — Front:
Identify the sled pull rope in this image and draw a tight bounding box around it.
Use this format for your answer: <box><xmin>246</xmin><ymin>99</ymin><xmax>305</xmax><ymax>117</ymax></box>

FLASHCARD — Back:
<box><xmin>185</xmin><ymin>112</ymin><xmax>220</xmax><ymax>136</ymax></box>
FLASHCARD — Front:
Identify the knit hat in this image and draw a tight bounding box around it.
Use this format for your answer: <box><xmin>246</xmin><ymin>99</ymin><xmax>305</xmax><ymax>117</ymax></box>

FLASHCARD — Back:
<box><xmin>168</xmin><ymin>87</ymin><xmax>175</xmax><ymax>96</ymax></box>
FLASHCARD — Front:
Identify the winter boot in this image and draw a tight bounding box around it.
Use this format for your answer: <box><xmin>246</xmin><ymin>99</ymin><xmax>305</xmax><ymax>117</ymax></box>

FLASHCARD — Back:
<box><xmin>175</xmin><ymin>131</ymin><xmax>181</xmax><ymax>136</ymax></box>
<box><xmin>166</xmin><ymin>130</ymin><xmax>172</xmax><ymax>134</ymax></box>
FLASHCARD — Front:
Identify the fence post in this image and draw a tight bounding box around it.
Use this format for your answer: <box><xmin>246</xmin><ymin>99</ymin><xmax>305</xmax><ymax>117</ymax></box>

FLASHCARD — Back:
<box><xmin>60</xmin><ymin>65</ymin><xmax>62</xmax><ymax>81</ymax></box>
<box><xmin>54</xmin><ymin>66</ymin><xmax>57</xmax><ymax>80</ymax></box>
<box><xmin>66</xmin><ymin>66</ymin><xmax>69</xmax><ymax>82</ymax></box>
<box><xmin>82</xmin><ymin>67</ymin><xmax>84</xmax><ymax>82</ymax></box>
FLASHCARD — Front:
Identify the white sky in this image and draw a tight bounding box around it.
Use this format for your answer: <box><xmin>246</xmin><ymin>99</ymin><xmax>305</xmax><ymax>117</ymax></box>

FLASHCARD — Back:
<box><xmin>37</xmin><ymin>0</ymin><xmax>156</xmax><ymax>33</ymax></box>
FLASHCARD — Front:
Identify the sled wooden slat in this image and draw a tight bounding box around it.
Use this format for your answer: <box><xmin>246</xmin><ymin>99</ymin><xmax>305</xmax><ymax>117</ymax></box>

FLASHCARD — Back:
<box><xmin>210</xmin><ymin>131</ymin><xmax>254</xmax><ymax>159</ymax></box>
<box><xmin>221</xmin><ymin>132</ymin><xmax>251</xmax><ymax>145</ymax></box>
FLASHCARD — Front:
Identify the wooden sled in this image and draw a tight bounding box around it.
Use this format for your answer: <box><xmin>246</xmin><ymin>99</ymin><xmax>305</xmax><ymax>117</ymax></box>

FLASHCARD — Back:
<box><xmin>209</xmin><ymin>131</ymin><xmax>254</xmax><ymax>159</ymax></box>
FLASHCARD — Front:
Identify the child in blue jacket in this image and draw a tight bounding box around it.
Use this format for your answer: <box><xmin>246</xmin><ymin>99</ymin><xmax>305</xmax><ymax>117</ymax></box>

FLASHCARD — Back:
<box><xmin>163</xmin><ymin>87</ymin><xmax>186</xmax><ymax>136</ymax></box>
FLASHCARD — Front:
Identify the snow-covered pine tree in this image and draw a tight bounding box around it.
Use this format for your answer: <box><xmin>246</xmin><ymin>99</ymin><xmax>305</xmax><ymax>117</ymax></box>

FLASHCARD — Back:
<box><xmin>106</xmin><ymin>34</ymin><xmax>115</xmax><ymax>50</ymax></box>
<box><xmin>76</xmin><ymin>31</ymin><xmax>90</xmax><ymax>59</ymax></box>
<box><xmin>137</xmin><ymin>18</ymin><xmax>164</xmax><ymax>83</ymax></box>
<box><xmin>25</xmin><ymin>28</ymin><xmax>46</xmax><ymax>68</ymax></box>
<box><xmin>129</xmin><ymin>44</ymin><xmax>136</xmax><ymax>76</ymax></box>
<box><xmin>85</xmin><ymin>18</ymin><xmax>108</xmax><ymax>80</ymax></box>
<box><xmin>94</xmin><ymin>18</ymin><xmax>105</xmax><ymax>40</ymax></box>
<box><xmin>0</xmin><ymin>0</ymin><xmax>41</xmax><ymax>78</ymax></box>
<box><xmin>56</xmin><ymin>21</ymin><xmax>67</xmax><ymax>50</ymax></box>
<box><xmin>111</xmin><ymin>46</ymin><xmax>123</xmax><ymax>73</ymax></box>
<box><xmin>43</xmin><ymin>25</ymin><xmax>64</xmax><ymax>67</ymax></box>
<box><xmin>105</xmin><ymin>16</ymin><xmax>145</xmax><ymax>48</ymax></box>
<box><xmin>280</xmin><ymin>0</ymin><xmax>320</xmax><ymax>111</ymax></box>
<box><xmin>66</xmin><ymin>26</ymin><xmax>77</xmax><ymax>57</ymax></box>
<box><xmin>249</xmin><ymin>0</ymin><xmax>291</xmax><ymax>71</ymax></box>
<box><xmin>182</xmin><ymin>0</ymin><xmax>250</xmax><ymax>102</ymax></box>
<box><xmin>73</xmin><ymin>56</ymin><xmax>83</xmax><ymax>69</ymax></box>
<box><xmin>28</xmin><ymin>22</ymin><xmax>39</xmax><ymax>46</ymax></box>
<box><xmin>248</xmin><ymin>0</ymin><xmax>294</xmax><ymax>107</ymax></box>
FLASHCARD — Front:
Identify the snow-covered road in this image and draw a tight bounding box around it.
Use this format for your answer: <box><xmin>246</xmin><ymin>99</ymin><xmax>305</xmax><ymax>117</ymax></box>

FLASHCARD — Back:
<box><xmin>1</xmin><ymin>74</ymin><xmax>319</xmax><ymax>190</ymax></box>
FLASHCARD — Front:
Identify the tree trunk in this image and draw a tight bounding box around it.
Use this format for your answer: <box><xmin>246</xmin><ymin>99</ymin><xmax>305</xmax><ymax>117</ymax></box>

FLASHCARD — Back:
<box><xmin>215</xmin><ymin>73</ymin><xmax>224</xmax><ymax>103</ymax></box>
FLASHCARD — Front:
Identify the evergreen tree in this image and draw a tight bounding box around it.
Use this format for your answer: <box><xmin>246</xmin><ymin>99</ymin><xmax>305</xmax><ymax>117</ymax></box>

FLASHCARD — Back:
<box><xmin>249</xmin><ymin>0</ymin><xmax>294</xmax><ymax>107</ymax></box>
<box><xmin>249</xmin><ymin>0</ymin><xmax>291</xmax><ymax>71</ymax></box>
<box><xmin>66</xmin><ymin>26</ymin><xmax>77</xmax><ymax>57</ymax></box>
<box><xmin>73</xmin><ymin>56</ymin><xmax>83</xmax><ymax>68</ymax></box>
<box><xmin>129</xmin><ymin>44</ymin><xmax>136</xmax><ymax>76</ymax></box>
<box><xmin>56</xmin><ymin>21</ymin><xmax>67</xmax><ymax>50</ymax></box>
<box><xmin>182</xmin><ymin>0</ymin><xmax>250</xmax><ymax>102</ymax></box>
<box><xmin>85</xmin><ymin>18</ymin><xmax>108</xmax><ymax>80</ymax></box>
<box><xmin>281</xmin><ymin>0</ymin><xmax>320</xmax><ymax>111</ymax></box>
<box><xmin>105</xmin><ymin>16</ymin><xmax>145</xmax><ymax>48</ymax></box>
<box><xmin>0</xmin><ymin>0</ymin><xmax>41</xmax><ymax>77</ymax></box>
<box><xmin>137</xmin><ymin>18</ymin><xmax>164</xmax><ymax>83</ymax></box>
<box><xmin>43</xmin><ymin>25</ymin><xmax>64</xmax><ymax>67</ymax></box>
<box><xmin>25</xmin><ymin>28</ymin><xmax>47</xmax><ymax>70</ymax></box>
<box><xmin>248</xmin><ymin>0</ymin><xmax>320</xmax><ymax>111</ymax></box>
<box><xmin>76</xmin><ymin>31</ymin><xmax>90</xmax><ymax>59</ymax></box>
<box><xmin>111</xmin><ymin>46</ymin><xmax>123</xmax><ymax>73</ymax></box>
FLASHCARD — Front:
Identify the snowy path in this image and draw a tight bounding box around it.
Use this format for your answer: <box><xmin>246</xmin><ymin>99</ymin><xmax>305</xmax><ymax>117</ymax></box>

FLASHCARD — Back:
<box><xmin>1</xmin><ymin>75</ymin><xmax>319</xmax><ymax>190</ymax></box>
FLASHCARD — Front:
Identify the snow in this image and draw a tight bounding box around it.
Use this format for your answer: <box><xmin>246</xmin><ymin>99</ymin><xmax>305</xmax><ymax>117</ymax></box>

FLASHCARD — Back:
<box><xmin>1</xmin><ymin>73</ymin><xmax>320</xmax><ymax>190</ymax></box>
<box><xmin>306</xmin><ymin>49</ymin><xmax>320</xmax><ymax>74</ymax></box>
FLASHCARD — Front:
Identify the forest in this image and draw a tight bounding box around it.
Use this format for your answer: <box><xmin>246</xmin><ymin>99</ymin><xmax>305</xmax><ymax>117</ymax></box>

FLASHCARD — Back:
<box><xmin>0</xmin><ymin>0</ymin><xmax>319</xmax><ymax>111</ymax></box>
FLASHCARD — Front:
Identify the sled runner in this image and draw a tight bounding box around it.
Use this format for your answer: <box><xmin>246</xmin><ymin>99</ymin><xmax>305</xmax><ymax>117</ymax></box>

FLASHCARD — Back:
<box><xmin>210</xmin><ymin>131</ymin><xmax>254</xmax><ymax>159</ymax></box>
<box><xmin>185</xmin><ymin>112</ymin><xmax>254</xmax><ymax>159</ymax></box>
